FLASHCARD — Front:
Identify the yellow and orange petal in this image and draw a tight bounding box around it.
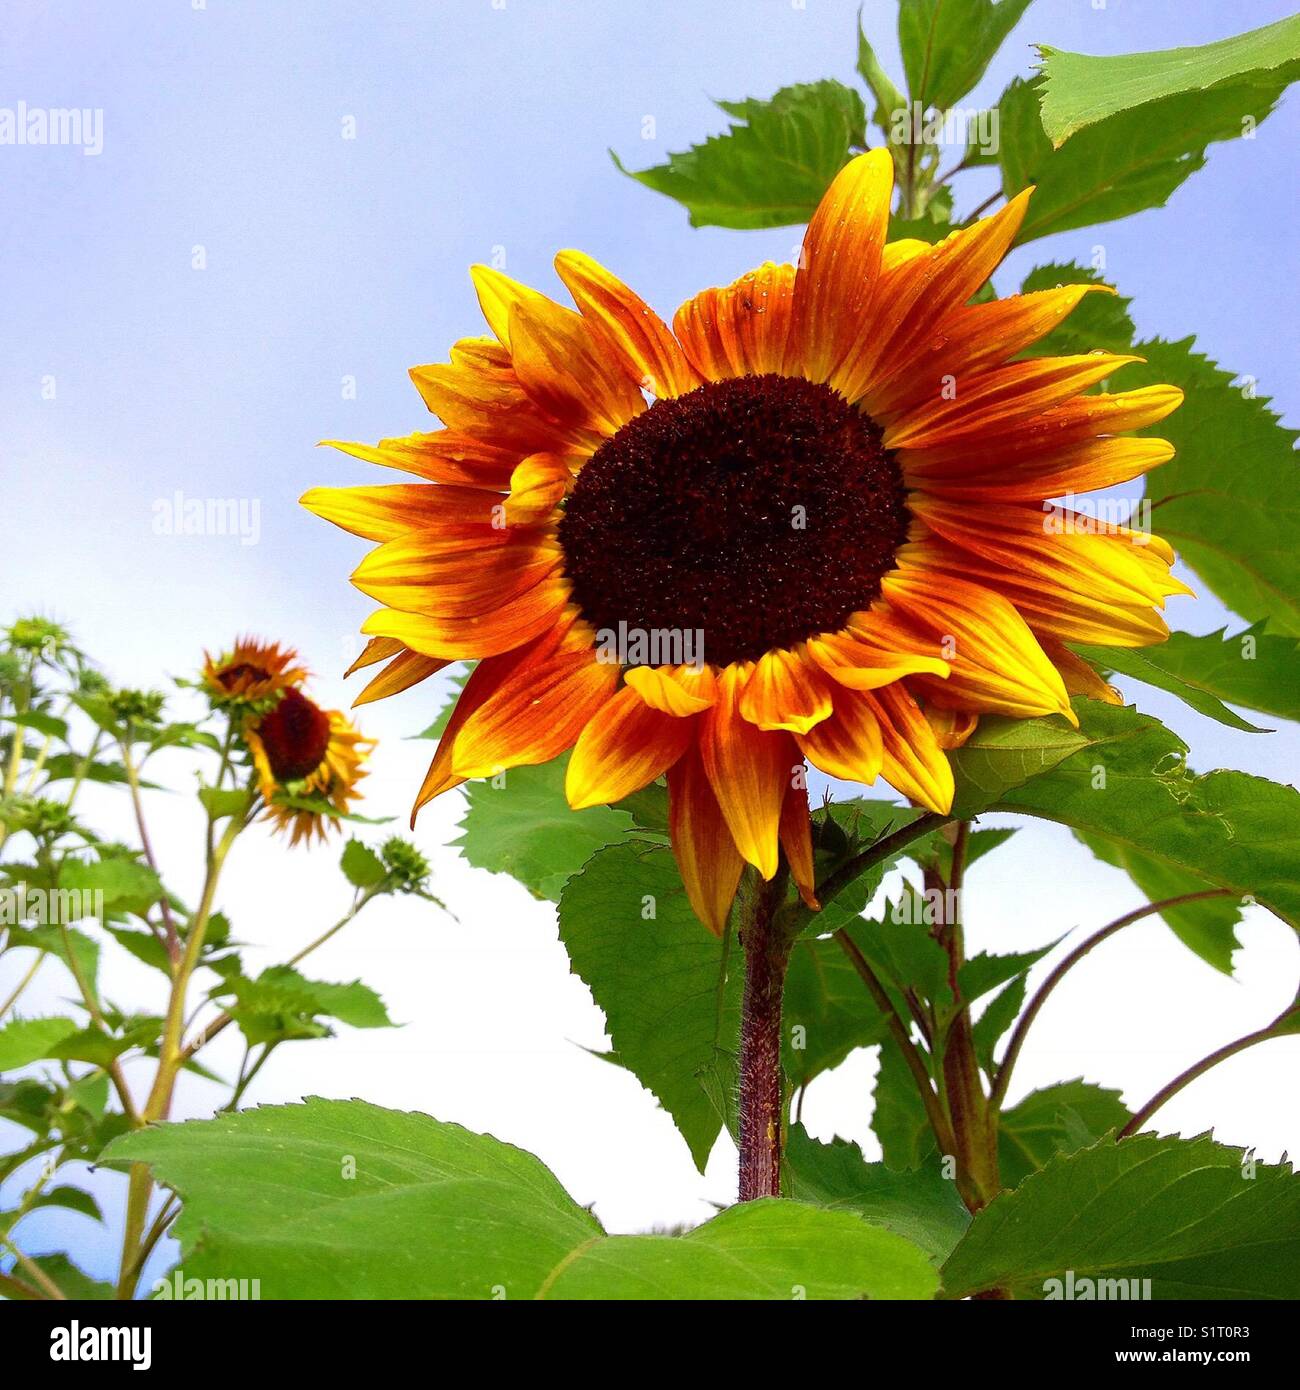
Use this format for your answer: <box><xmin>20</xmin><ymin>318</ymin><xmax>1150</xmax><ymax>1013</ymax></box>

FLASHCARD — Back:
<box><xmin>203</xmin><ymin>637</ymin><xmax>308</xmax><ymax>705</ymax></box>
<box><xmin>247</xmin><ymin>688</ymin><xmax>374</xmax><ymax>846</ymax></box>
<box><xmin>303</xmin><ymin>149</ymin><xmax>1187</xmax><ymax>932</ymax></box>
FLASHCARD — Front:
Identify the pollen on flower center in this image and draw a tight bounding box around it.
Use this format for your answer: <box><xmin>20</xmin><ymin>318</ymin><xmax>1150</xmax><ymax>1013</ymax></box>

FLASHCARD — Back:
<box><xmin>557</xmin><ymin>373</ymin><xmax>909</xmax><ymax>667</ymax></box>
<box><xmin>257</xmin><ymin>688</ymin><xmax>331</xmax><ymax>782</ymax></box>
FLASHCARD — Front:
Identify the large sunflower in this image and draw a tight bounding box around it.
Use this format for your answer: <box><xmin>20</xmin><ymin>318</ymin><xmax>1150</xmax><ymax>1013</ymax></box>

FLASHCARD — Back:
<box><xmin>303</xmin><ymin>151</ymin><xmax>1185</xmax><ymax>932</ymax></box>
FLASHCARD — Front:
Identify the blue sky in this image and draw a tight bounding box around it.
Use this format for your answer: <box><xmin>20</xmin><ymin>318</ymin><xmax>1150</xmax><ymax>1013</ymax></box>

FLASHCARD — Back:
<box><xmin>3</xmin><ymin>0</ymin><xmax>1298</xmax><ymax>1284</ymax></box>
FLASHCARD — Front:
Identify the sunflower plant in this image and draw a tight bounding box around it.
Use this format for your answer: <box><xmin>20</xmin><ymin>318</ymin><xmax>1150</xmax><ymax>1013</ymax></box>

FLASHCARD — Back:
<box><xmin>27</xmin><ymin>6</ymin><xmax>1300</xmax><ymax>1303</ymax></box>
<box><xmin>0</xmin><ymin>626</ymin><xmax>441</xmax><ymax>1300</ymax></box>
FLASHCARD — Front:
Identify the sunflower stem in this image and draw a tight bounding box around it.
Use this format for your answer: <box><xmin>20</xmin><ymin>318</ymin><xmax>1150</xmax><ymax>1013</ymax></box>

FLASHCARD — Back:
<box><xmin>736</xmin><ymin>865</ymin><xmax>791</xmax><ymax>1202</ymax></box>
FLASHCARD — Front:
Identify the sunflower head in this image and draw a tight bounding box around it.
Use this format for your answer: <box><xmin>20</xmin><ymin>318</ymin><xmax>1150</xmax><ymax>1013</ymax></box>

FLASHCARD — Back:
<box><xmin>203</xmin><ymin>637</ymin><xmax>309</xmax><ymax>709</ymax></box>
<box><xmin>246</xmin><ymin>688</ymin><xmax>374</xmax><ymax>845</ymax></box>
<box><xmin>304</xmin><ymin>149</ymin><xmax>1187</xmax><ymax>932</ymax></box>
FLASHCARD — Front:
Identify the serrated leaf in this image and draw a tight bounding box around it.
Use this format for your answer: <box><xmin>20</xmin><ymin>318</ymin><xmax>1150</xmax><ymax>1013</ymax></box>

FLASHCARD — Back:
<box><xmin>614</xmin><ymin>81</ymin><xmax>867</xmax><ymax>230</ymax></box>
<box><xmin>1020</xmin><ymin>262</ymin><xmax>1135</xmax><ymax>354</ymax></box>
<box><xmin>997</xmin><ymin>1080</ymin><xmax>1130</xmax><ymax>1189</ymax></box>
<box><xmin>972</xmin><ymin>977</ymin><xmax>1025</xmax><ymax>1075</ymax></box>
<box><xmin>340</xmin><ymin>838</ymin><xmax>386</xmax><ymax>889</ymax></box>
<box><xmin>0</xmin><ymin>1016</ymin><xmax>80</xmax><ymax>1070</ymax></box>
<box><xmin>898</xmin><ymin>0</ymin><xmax>1034</xmax><ymax>112</ymax></box>
<box><xmin>958</xmin><ymin>942</ymin><xmax>1055</xmax><ymax>1006</ymax></box>
<box><xmin>873</xmin><ymin>1037</ymin><xmax>936</xmax><ymax>1171</ymax></box>
<box><xmin>105</xmin><ymin>1099</ymin><xmax>937</xmax><ymax>1300</ymax></box>
<box><xmin>61</xmin><ymin>855</ymin><xmax>163</xmax><ymax>918</ymax></box>
<box><xmin>783</xmin><ymin>1122</ymin><xmax>969</xmax><ymax>1264</ymax></box>
<box><xmin>557</xmin><ymin>842</ymin><xmax>739</xmax><ymax>1171</ymax></box>
<box><xmin>942</xmin><ymin>1131</ymin><xmax>1300</xmax><ymax>1299</ymax></box>
<box><xmin>999</xmin><ymin>74</ymin><xmax>1290</xmax><ymax>244</ymax></box>
<box><xmin>784</xmin><ymin>934</ymin><xmax>889</xmax><ymax>1090</ymax></box>
<box><xmin>1037</xmin><ymin>15</ymin><xmax>1300</xmax><ymax>144</ymax></box>
<box><xmin>961</xmin><ymin>701</ymin><xmax>1300</xmax><ymax>931</ymax></box>
<box><xmin>455</xmin><ymin>753</ymin><xmax>633</xmax><ymax>902</ymax></box>
<box><xmin>947</xmin><ymin>713</ymin><xmax>1089</xmax><ymax>819</ymax></box>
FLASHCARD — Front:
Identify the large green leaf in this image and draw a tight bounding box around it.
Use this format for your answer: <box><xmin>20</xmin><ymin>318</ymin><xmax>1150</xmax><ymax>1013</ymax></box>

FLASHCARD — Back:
<box><xmin>998</xmin><ymin>75</ymin><xmax>1289</xmax><ymax>244</ymax></box>
<box><xmin>898</xmin><ymin>0</ymin><xmax>1034</xmax><ymax>112</ymax></box>
<box><xmin>872</xmin><ymin>1037</ymin><xmax>936</xmax><ymax>1171</ymax></box>
<box><xmin>454</xmin><ymin>753</ymin><xmax>633</xmax><ymax>902</ymax></box>
<box><xmin>783</xmin><ymin>1122</ymin><xmax>969</xmax><ymax>1264</ymax></box>
<box><xmin>784</xmin><ymin>934</ymin><xmax>889</xmax><ymax>1091</ymax></box>
<box><xmin>996</xmin><ymin>1080</ymin><xmax>1130</xmax><ymax>1189</ymax></box>
<box><xmin>942</xmin><ymin>1131</ymin><xmax>1300</xmax><ymax>1300</ymax></box>
<box><xmin>947</xmin><ymin>712</ymin><xmax>1089</xmax><ymax>819</ymax></box>
<box><xmin>956</xmin><ymin>701</ymin><xmax>1300</xmax><ymax>931</ymax></box>
<box><xmin>557</xmin><ymin>842</ymin><xmax>740</xmax><ymax>1171</ymax></box>
<box><xmin>1037</xmin><ymin>14</ymin><xmax>1300</xmax><ymax>144</ymax></box>
<box><xmin>1130</xmin><ymin>340</ymin><xmax>1300</xmax><ymax>637</ymax></box>
<box><xmin>106</xmin><ymin>1099</ymin><xmax>937</xmax><ymax>1300</ymax></box>
<box><xmin>1090</xmin><ymin>627</ymin><xmax>1300</xmax><ymax>725</ymax></box>
<box><xmin>613</xmin><ymin>81</ymin><xmax>866</xmax><ymax>230</ymax></box>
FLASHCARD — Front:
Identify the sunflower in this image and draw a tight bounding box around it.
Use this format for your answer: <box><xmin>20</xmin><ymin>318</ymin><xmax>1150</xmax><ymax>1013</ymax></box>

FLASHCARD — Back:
<box><xmin>203</xmin><ymin>636</ymin><xmax>308</xmax><ymax>706</ymax></box>
<box><xmin>246</xmin><ymin>687</ymin><xmax>373</xmax><ymax>845</ymax></box>
<box><xmin>302</xmin><ymin>150</ymin><xmax>1186</xmax><ymax>932</ymax></box>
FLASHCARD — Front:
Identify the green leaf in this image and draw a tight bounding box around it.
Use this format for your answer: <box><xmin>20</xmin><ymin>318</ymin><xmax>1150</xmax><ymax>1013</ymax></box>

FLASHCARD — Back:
<box><xmin>998</xmin><ymin>74</ymin><xmax>1290</xmax><ymax>244</ymax></box>
<box><xmin>340</xmin><ymin>838</ymin><xmax>386</xmax><ymax>889</ymax></box>
<box><xmin>942</xmin><ymin>1131</ymin><xmax>1300</xmax><ymax>1300</ymax></box>
<box><xmin>959</xmin><ymin>701</ymin><xmax>1300</xmax><ymax>931</ymax></box>
<box><xmin>5</xmin><ymin>710</ymin><xmax>69</xmax><ymax>740</ymax></box>
<box><xmin>1073</xmin><ymin>642</ymin><xmax>1269</xmax><ymax>734</ymax></box>
<box><xmin>212</xmin><ymin>965</ymin><xmax>394</xmax><ymax>1046</ymax></box>
<box><xmin>105</xmin><ymin>1099</ymin><xmax>936</xmax><ymax>1299</ymax></box>
<box><xmin>455</xmin><ymin>753</ymin><xmax>633</xmax><ymax>902</ymax></box>
<box><xmin>23</xmin><ymin>1254</ymin><xmax>114</xmax><ymax>1301</ymax></box>
<box><xmin>613</xmin><ymin>81</ymin><xmax>867</xmax><ymax>230</ymax></box>
<box><xmin>784</xmin><ymin>934</ymin><xmax>889</xmax><ymax>1090</ymax></box>
<box><xmin>1093</xmin><ymin>626</ymin><xmax>1300</xmax><ymax>725</ymax></box>
<box><xmin>60</xmin><ymin>856</ymin><xmax>163</xmax><ymax>918</ymax></box>
<box><xmin>997</xmin><ymin>1080</ymin><xmax>1130</xmax><ymax>1189</ymax></box>
<box><xmin>22</xmin><ymin>1185</ymin><xmax>103</xmax><ymax>1225</ymax></box>
<box><xmin>856</xmin><ymin>7</ymin><xmax>907</xmax><ymax>132</ymax></box>
<box><xmin>6</xmin><ymin>924</ymin><xmax>100</xmax><ymax>1002</ymax></box>
<box><xmin>898</xmin><ymin>0</ymin><xmax>1034</xmax><ymax>112</ymax></box>
<box><xmin>198</xmin><ymin>786</ymin><xmax>253</xmax><ymax>821</ymax></box>
<box><xmin>972</xmin><ymin>978</ymin><xmax>1025</xmax><ymax>1075</ymax></box>
<box><xmin>1130</xmin><ymin>340</ymin><xmax>1300</xmax><ymax>636</ymax></box>
<box><xmin>557</xmin><ymin>842</ymin><xmax>739</xmax><ymax>1171</ymax></box>
<box><xmin>873</xmin><ymin>1038</ymin><xmax>936</xmax><ymax>1171</ymax></box>
<box><xmin>105</xmin><ymin>925</ymin><xmax>173</xmax><ymax>975</ymax></box>
<box><xmin>1037</xmin><ymin>15</ymin><xmax>1300</xmax><ymax>145</ymax></box>
<box><xmin>45</xmin><ymin>1025</ymin><xmax>135</xmax><ymax>1067</ymax></box>
<box><xmin>783</xmin><ymin>1123</ymin><xmax>969</xmax><ymax>1264</ymax></box>
<box><xmin>958</xmin><ymin>942</ymin><xmax>1054</xmax><ymax>1006</ymax></box>
<box><xmin>1075</xmin><ymin>829</ymin><xmax>1243</xmax><ymax>975</ymax></box>
<box><xmin>0</xmin><ymin>1016</ymin><xmax>80</xmax><ymax>1070</ymax></box>
<box><xmin>947</xmin><ymin>712</ymin><xmax>1089</xmax><ymax>819</ymax></box>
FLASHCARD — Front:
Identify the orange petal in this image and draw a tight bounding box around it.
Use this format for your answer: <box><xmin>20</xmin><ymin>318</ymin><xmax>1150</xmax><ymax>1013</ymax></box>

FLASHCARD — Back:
<box><xmin>673</xmin><ymin>262</ymin><xmax>798</xmax><ymax>380</ymax></box>
<box><xmin>566</xmin><ymin>685</ymin><xmax>696</xmax><ymax>810</ymax></box>
<box><xmin>738</xmin><ymin>647</ymin><xmax>833</xmax><ymax>734</ymax></box>
<box><xmin>836</xmin><ymin>190</ymin><xmax>1032</xmax><ymax>403</ymax></box>
<box><xmin>1040</xmin><ymin>637</ymin><xmax>1122</xmax><ymax>705</ymax></box>
<box><xmin>322</xmin><ymin>430</ymin><xmax>522</xmax><ymax>490</ymax></box>
<box><xmin>867</xmin><ymin>283</ymin><xmax>1114</xmax><ymax>416</ymax></box>
<box><xmin>352</xmin><ymin>534</ymin><xmax>562</xmax><ymax>616</ymax></box>
<box><xmin>884</xmin><ymin>354</ymin><xmax>1142</xmax><ymax>450</ymax></box>
<box><xmin>699</xmin><ymin>665</ymin><xmax>797</xmax><ymax>879</ymax></box>
<box><xmin>554</xmin><ymin>249</ymin><xmax>702</xmax><ymax>398</ymax></box>
<box><xmin>926</xmin><ymin>705</ymin><xmax>979</xmax><ymax>751</ymax></box>
<box><xmin>452</xmin><ymin>649</ymin><xmax>619</xmax><ymax>780</ymax></box>
<box><xmin>508</xmin><ymin>297</ymin><xmax>645</xmax><ymax>438</ymax></box>
<box><xmin>795</xmin><ymin>688</ymin><xmax>883</xmax><ymax>785</ymax></box>
<box><xmin>794</xmin><ymin>149</ymin><xmax>894</xmax><ymax>384</ymax></box>
<box><xmin>805</xmin><ymin>624</ymin><xmax>949</xmax><ymax>691</ymax></box>
<box><xmin>667</xmin><ymin>742</ymin><xmax>744</xmax><ymax>936</ymax></box>
<box><xmin>345</xmin><ymin>636</ymin><xmax>403</xmax><ymax>677</ymax></box>
<box><xmin>353</xmin><ymin>649</ymin><xmax>447</xmax><ymax>707</ymax></box>
<box><xmin>779</xmin><ymin>781</ymin><xmax>818</xmax><ymax>912</ymax></box>
<box><xmin>862</xmin><ymin>683</ymin><xmax>954</xmax><ymax>815</ymax></box>
<box><xmin>504</xmin><ymin>452</ymin><xmax>571</xmax><ymax>525</ymax></box>
<box><xmin>910</xmin><ymin>436</ymin><xmax>1175</xmax><ymax>503</ymax></box>
<box><xmin>882</xmin><ymin>568</ymin><xmax>1074</xmax><ymax>722</ymax></box>
<box><xmin>301</xmin><ymin>483</ymin><xmax>462</xmax><ymax>542</ymax></box>
<box><xmin>470</xmin><ymin>265</ymin><xmax>554</xmax><ymax>348</ymax></box>
<box><xmin>624</xmin><ymin>663</ymin><xmax>718</xmax><ymax>716</ymax></box>
<box><xmin>360</xmin><ymin>576</ymin><xmax>571</xmax><ymax>659</ymax></box>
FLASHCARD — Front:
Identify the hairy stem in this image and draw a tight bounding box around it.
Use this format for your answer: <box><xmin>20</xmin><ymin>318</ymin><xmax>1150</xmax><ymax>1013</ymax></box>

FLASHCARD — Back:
<box><xmin>737</xmin><ymin>867</ymin><xmax>791</xmax><ymax>1202</ymax></box>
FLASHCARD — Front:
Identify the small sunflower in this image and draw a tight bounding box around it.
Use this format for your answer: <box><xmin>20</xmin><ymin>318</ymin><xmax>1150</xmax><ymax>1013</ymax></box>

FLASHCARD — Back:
<box><xmin>303</xmin><ymin>151</ymin><xmax>1186</xmax><ymax>932</ymax></box>
<box><xmin>203</xmin><ymin>636</ymin><xmax>308</xmax><ymax>706</ymax></box>
<box><xmin>246</xmin><ymin>687</ymin><xmax>373</xmax><ymax>845</ymax></box>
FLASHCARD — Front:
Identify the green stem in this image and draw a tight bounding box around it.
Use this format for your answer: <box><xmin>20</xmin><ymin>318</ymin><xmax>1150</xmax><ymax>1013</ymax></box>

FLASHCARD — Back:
<box><xmin>0</xmin><ymin>950</ymin><xmax>45</xmax><ymax>1019</ymax></box>
<box><xmin>122</xmin><ymin>739</ymin><xmax>180</xmax><ymax>964</ymax></box>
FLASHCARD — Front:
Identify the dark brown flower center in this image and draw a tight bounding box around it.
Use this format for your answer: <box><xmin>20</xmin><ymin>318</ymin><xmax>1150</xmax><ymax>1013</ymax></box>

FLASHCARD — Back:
<box><xmin>557</xmin><ymin>374</ymin><xmax>909</xmax><ymax>667</ymax></box>
<box><xmin>258</xmin><ymin>688</ymin><xmax>331</xmax><ymax>781</ymax></box>
<box><xmin>217</xmin><ymin>662</ymin><xmax>271</xmax><ymax>690</ymax></box>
